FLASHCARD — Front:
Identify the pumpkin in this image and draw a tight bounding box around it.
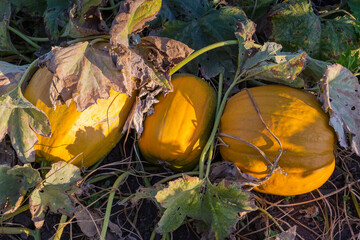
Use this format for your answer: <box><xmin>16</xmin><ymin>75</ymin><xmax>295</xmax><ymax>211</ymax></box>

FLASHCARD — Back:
<box><xmin>219</xmin><ymin>85</ymin><xmax>335</xmax><ymax>196</ymax></box>
<box><xmin>24</xmin><ymin>67</ymin><xmax>135</xmax><ymax>167</ymax></box>
<box><xmin>138</xmin><ymin>74</ymin><xmax>217</xmax><ymax>171</ymax></box>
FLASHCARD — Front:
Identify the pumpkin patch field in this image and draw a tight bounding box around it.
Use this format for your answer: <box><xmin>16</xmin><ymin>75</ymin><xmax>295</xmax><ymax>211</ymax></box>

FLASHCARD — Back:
<box><xmin>1</xmin><ymin>0</ymin><xmax>360</xmax><ymax>239</ymax></box>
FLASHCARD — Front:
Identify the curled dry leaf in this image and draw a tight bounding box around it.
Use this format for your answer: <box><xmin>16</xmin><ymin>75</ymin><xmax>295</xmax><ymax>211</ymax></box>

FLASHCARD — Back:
<box><xmin>209</xmin><ymin>161</ymin><xmax>260</xmax><ymax>191</ymax></box>
<box><xmin>0</xmin><ymin>61</ymin><xmax>28</xmax><ymax>96</ymax></box>
<box><xmin>318</xmin><ymin>64</ymin><xmax>360</xmax><ymax>155</ymax></box>
<box><xmin>274</xmin><ymin>226</ymin><xmax>297</xmax><ymax>240</ymax></box>
<box><xmin>74</xmin><ymin>205</ymin><xmax>122</xmax><ymax>240</ymax></box>
<box><xmin>39</xmin><ymin>41</ymin><xmax>129</xmax><ymax>112</ymax></box>
<box><xmin>299</xmin><ymin>206</ymin><xmax>319</xmax><ymax>218</ymax></box>
<box><xmin>122</xmin><ymin>36</ymin><xmax>194</xmax><ymax>135</ymax></box>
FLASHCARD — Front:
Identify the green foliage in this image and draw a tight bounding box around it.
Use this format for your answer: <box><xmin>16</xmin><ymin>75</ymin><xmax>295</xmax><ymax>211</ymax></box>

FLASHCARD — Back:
<box><xmin>155</xmin><ymin>176</ymin><xmax>256</xmax><ymax>239</ymax></box>
<box><xmin>10</xmin><ymin>0</ymin><xmax>47</xmax><ymax>16</ymax></box>
<box><xmin>160</xmin><ymin>6</ymin><xmax>247</xmax><ymax>79</ymax></box>
<box><xmin>0</xmin><ymin>164</ymin><xmax>41</xmax><ymax>215</ymax></box>
<box><xmin>348</xmin><ymin>0</ymin><xmax>360</xmax><ymax>20</ymax></box>
<box><xmin>336</xmin><ymin>48</ymin><xmax>360</xmax><ymax>73</ymax></box>
<box><xmin>43</xmin><ymin>0</ymin><xmax>71</xmax><ymax>40</ymax></box>
<box><xmin>268</xmin><ymin>0</ymin><xmax>360</xmax><ymax>61</ymax></box>
<box><xmin>0</xmin><ymin>1</ymin><xmax>23</xmax><ymax>57</ymax></box>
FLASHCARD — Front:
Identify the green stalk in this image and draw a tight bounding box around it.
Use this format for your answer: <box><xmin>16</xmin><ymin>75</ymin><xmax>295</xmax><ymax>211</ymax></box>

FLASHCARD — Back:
<box><xmin>135</xmin><ymin>144</ymin><xmax>152</xmax><ymax>187</ymax></box>
<box><xmin>53</xmin><ymin>215</ymin><xmax>67</xmax><ymax>240</ymax></box>
<box><xmin>100</xmin><ymin>171</ymin><xmax>131</xmax><ymax>239</ymax></box>
<box><xmin>169</xmin><ymin>40</ymin><xmax>238</xmax><ymax>75</ymax></box>
<box><xmin>0</xmin><ymin>204</ymin><xmax>29</xmax><ymax>223</ymax></box>
<box><xmin>7</xmin><ymin>26</ymin><xmax>41</xmax><ymax>49</ymax></box>
<box><xmin>199</xmin><ymin>75</ymin><xmax>243</xmax><ymax>179</ymax></box>
<box><xmin>204</xmin><ymin>72</ymin><xmax>224</xmax><ymax>178</ymax></box>
<box><xmin>0</xmin><ymin>227</ymin><xmax>40</xmax><ymax>240</ymax></box>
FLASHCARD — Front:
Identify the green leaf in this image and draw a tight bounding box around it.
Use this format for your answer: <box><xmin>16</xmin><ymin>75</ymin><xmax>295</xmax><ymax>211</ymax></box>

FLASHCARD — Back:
<box><xmin>348</xmin><ymin>0</ymin><xmax>360</xmax><ymax>20</ymax></box>
<box><xmin>336</xmin><ymin>48</ymin><xmax>360</xmax><ymax>72</ymax></box>
<box><xmin>0</xmin><ymin>0</ymin><xmax>23</xmax><ymax>57</ymax></box>
<box><xmin>318</xmin><ymin>64</ymin><xmax>360</xmax><ymax>155</ymax></box>
<box><xmin>29</xmin><ymin>161</ymin><xmax>82</xmax><ymax>228</ymax></box>
<box><xmin>320</xmin><ymin>16</ymin><xmax>360</xmax><ymax>60</ymax></box>
<box><xmin>268</xmin><ymin>0</ymin><xmax>360</xmax><ymax>61</ymax></box>
<box><xmin>152</xmin><ymin>0</ymin><xmax>208</xmax><ymax>26</ymax></box>
<box><xmin>233</xmin><ymin>0</ymin><xmax>275</xmax><ymax>20</ymax></box>
<box><xmin>155</xmin><ymin>176</ymin><xmax>256</xmax><ymax>239</ymax></box>
<box><xmin>160</xmin><ymin>6</ymin><xmax>247</xmax><ymax>79</ymax></box>
<box><xmin>268</xmin><ymin>0</ymin><xmax>321</xmax><ymax>58</ymax></box>
<box><xmin>10</xmin><ymin>0</ymin><xmax>47</xmax><ymax>16</ymax></box>
<box><xmin>156</xmin><ymin>176</ymin><xmax>203</xmax><ymax>232</ymax></box>
<box><xmin>201</xmin><ymin>181</ymin><xmax>256</xmax><ymax>240</ymax></box>
<box><xmin>0</xmin><ymin>87</ymin><xmax>51</xmax><ymax>163</ymax></box>
<box><xmin>43</xmin><ymin>0</ymin><xmax>71</xmax><ymax>40</ymax></box>
<box><xmin>0</xmin><ymin>164</ymin><xmax>41</xmax><ymax>215</ymax></box>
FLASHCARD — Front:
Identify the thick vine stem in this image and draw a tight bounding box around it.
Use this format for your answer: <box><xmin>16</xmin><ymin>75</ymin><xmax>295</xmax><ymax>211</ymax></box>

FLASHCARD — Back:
<box><xmin>199</xmin><ymin>74</ymin><xmax>244</xmax><ymax>179</ymax></box>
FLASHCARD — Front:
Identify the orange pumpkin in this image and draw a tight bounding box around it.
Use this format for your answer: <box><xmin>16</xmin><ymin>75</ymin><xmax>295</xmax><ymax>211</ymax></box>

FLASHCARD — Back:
<box><xmin>138</xmin><ymin>74</ymin><xmax>217</xmax><ymax>171</ymax></box>
<box><xmin>24</xmin><ymin>67</ymin><xmax>135</xmax><ymax>167</ymax></box>
<box><xmin>219</xmin><ymin>85</ymin><xmax>335</xmax><ymax>195</ymax></box>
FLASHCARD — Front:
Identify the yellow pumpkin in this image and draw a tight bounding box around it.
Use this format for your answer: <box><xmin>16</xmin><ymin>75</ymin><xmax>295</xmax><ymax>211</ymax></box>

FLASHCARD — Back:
<box><xmin>219</xmin><ymin>85</ymin><xmax>335</xmax><ymax>196</ymax></box>
<box><xmin>24</xmin><ymin>67</ymin><xmax>135</xmax><ymax>167</ymax></box>
<box><xmin>138</xmin><ymin>74</ymin><xmax>217</xmax><ymax>171</ymax></box>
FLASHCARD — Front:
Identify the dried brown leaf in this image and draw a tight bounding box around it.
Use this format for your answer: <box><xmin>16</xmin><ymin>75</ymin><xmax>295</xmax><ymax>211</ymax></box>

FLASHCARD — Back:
<box><xmin>299</xmin><ymin>206</ymin><xmax>319</xmax><ymax>218</ymax></box>
<box><xmin>74</xmin><ymin>205</ymin><xmax>122</xmax><ymax>240</ymax></box>
<box><xmin>274</xmin><ymin>226</ymin><xmax>297</xmax><ymax>240</ymax></box>
<box><xmin>39</xmin><ymin>41</ymin><xmax>130</xmax><ymax>112</ymax></box>
<box><xmin>209</xmin><ymin>161</ymin><xmax>262</xmax><ymax>191</ymax></box>
<box><xmin>120</xmin><ymin>37</ymin><xmax>194</xmax><ymax>135</ymax></box>
<box><xmin>109</xmin><ymin>0</ymin><xmax>162</xmax><ymax>48</ymax></box>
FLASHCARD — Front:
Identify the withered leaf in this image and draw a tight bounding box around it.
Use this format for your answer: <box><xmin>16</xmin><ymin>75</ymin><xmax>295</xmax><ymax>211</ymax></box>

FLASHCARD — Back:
<box><xmin>74</xmin><ymin>205</ymin><xmax>122</xmax><ymax>240</ymax></box>
<box><xmin>109</xmin><ymin>0</ymin><xmax>162</xmax><ymax>48</ymax></box>
<box><xmin>63</xmin><ymin>0</ymin><xmax>109</xmax><ymax>38</ymax></box>
<box><xmin>29</xmin><ymin>162</ymin><xmax>81</xmax><ymax>228</ymax></box>
<box><xmin>0</xmin><ymin>61</ymin><xmax>28</xmax><ymax>96</ymax></box>
<box><xmin>121</xmin><ymin>36</ymin><xmax>193</xmax><ymax>135</ymax></box>
<box><xmin>39</xmin><ymin>41</ymin><xmax>129</xmax><ymax>112</ymax></box>
<box><xmin>318</xmin><ymin>64</ymin><xmax>360</xmax><ymax>155</ymax></box>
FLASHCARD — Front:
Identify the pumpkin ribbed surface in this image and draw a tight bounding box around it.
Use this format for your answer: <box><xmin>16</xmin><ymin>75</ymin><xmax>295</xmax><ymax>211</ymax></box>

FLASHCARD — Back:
<box><xmin>24</xmin><ymin>67</ymin><xmax>135</xmax><ymax>167</ymax></box>
<box><xmin>138</xmin><ymin>74</ymin><xmax>216</xmax><ymax>171</ymax></box>
<box><xmin>219</xmin><ymin>85</ymin><xmax>335</xmax><ymax>196</ymax></box>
